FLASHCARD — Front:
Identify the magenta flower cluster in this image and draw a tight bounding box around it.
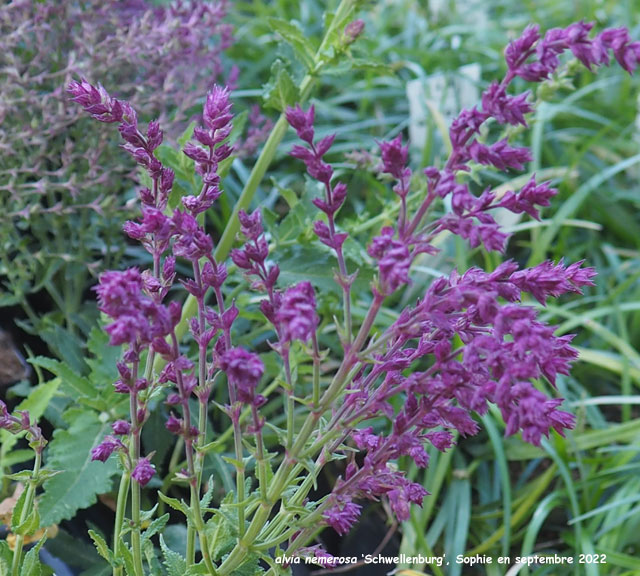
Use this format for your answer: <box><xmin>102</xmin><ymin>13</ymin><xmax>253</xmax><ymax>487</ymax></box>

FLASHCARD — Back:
<box><xmin>283</xmin><ymin>20</ymin><xmax>627</xmax><ymax>536</ymax></box>
<box><xmin>69</xmin><ymin>78</ymin><xmax>261</xmax><ymax>488</ymax></box>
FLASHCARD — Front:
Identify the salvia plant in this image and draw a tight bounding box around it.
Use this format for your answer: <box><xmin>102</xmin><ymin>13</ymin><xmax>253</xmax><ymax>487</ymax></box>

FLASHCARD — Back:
<box><xmin>2</xmin><ymin>10</ymin><xmax>640</xmax><ymax>576</ymax></box>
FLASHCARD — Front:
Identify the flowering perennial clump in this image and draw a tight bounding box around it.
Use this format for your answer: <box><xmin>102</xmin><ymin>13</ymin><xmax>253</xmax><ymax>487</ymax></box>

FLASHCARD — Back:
<box><xmin>16</xmin><ymin>16</ymin><xmax>630</xmax><ymax>576</ymax></box>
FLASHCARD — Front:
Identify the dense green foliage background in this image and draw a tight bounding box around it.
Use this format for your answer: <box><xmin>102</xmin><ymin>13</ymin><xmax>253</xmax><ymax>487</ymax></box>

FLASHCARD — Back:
<box><xmin>3</xmin><ymin>0</ymin><xmax>640</xmax><ymax>574</ymax></box>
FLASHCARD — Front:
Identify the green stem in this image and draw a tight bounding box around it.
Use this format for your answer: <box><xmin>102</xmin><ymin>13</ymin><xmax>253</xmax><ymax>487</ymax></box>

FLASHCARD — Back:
<box><xmin>189</xmin><ymin>481</ymin><xmax>219</xmax><ymax>575</ymax></box>
<box><xmin>130</xmin><ymin>465</ymin><xmax>144</xmax><ymax>575</ymax></box>
<box><xmin>252</xmin><ymin>406</ymin><xmax>269</xmax><ymax>503</ymax></box>
<box><xmin>278</xmin><ymin>346</ymin><xmax>296</xmax><ymax>452</ymax></box>
<box><xmin>217</xmin><ymin>288</ymin><xmax>383</xmax><ymax>574</ymax></box>
<box><xmin>113</xmin><ymin>472</ymin><xmax>131</xmax><ymax>576</ymax></box>
<box><xmin>232</xmin><ymin>415</ymin><xmax>246</xmax><ymax>539</ymax></box>
<box><xmin>311</xmin><ymin>333</ymin><xmax>321</xmax><ymax>408</ymax></box>
<box><xmin>129</xmin><ymin>383</ymin><xmax>144</xmax><ymax>576</ymax></box>
<box><xmin>11</xmin><ymin>450</ymin><xmax>41</xmax><ymax>576</ymax></box>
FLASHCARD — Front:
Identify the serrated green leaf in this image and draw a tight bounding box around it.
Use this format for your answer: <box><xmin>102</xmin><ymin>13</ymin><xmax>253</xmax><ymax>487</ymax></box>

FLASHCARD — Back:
<box><xmin>267</xmin><ymin>18</ymin><xmax>316</xmax><ymax>70</ymax></box>
<box><xmin>221</xmin><ymin>455</ymin><xmax>244</xmax><ymax>469</ymax></box>
<box><xmin>143</xmin><ymin>537</ymin><xmax>163</xmax><ymax>573</ymax></box>
<box><xmin>120</xmin><ymin>544</ymin><xmax>135</xmax><ymax>576</ymax></box>
<box><xmin>206</xmin><ymin>514</ymin><xmax>235</xmax><ymax>562</ymax></box>
<box><xmin>6</xmin><ymin>470</ymin><xmax>33</xmax><ymax>483</ymax></box>
<box><xmin>39</xmin><ymin>411</ymin><xmax>118</xmax><ymax>526</ymax></box>
<box><xmin>20</xmin><ymin>536</ymin><xmax>46</xmax><ymax>576</ymax></box>
<box><xmin>14</xmin><ymin>507</ymin><xmax>39</xmax><ymax>536</ymax></box>
<box><xmin>39</xmin><ymin>323</ymin><xmax>87</xmax><ymax>375</ymax></box>
<box><xmin>141</xmin><ymin>513</ymin><xmax>169</xmax><ymax>547</ymax></box>
<box><xmin>200</xmin><ymin>475</ymin><xmax>215</xmax><ymax>510</ymax></box>
<box><xmin>34</xmin><ymin>469</ymin><xmax>62</xmax><ymax>484</ymax></box>
<box><xmin>231</xmin><ymin>554</ymin><xmax>265</xmax><ymax>576</ymax></box>
<box><xmin>89</xmin><ymin>529</ymin><xmax>115</xmax><ymax>565</ymax></box>
<box><xmin>139</xmin><ymin>504</ymin><xmax>159</xmax><ymax>523</ymax></box>
<box><xmin>11</xmin><ymin>486</ymin><xmax>29</xmax><ymax>532</ymax></box>
<box><xmin>278</xmin><ymin>244</ymin><xmax>340</xmax><ymax>294</ymax></box>
<box><xmin>157</xmin><ymin>492</ymin><xmax>194</xmax><ymax>523</ymax></box>
<box><xmin>7</xmin><ymin>468</ymin><xmax>62</xmax><ymax>486</ymax></box>
<box><xmin>262</xmin><ymin>60</ymin><xmax>299</xmax><ymax>113</ymax></box>
<box><xmin>160</xmin><ymin>535</ymin><xmax>187</xmax><ymax>576</ymax></box>
<box><xmin>185</xmin><ymin>563</ymin><xmax>210</xmax><ymax>575</ymax></box>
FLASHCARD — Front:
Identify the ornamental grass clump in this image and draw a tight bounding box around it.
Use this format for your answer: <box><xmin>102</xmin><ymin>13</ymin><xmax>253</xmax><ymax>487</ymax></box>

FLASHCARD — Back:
<box><xmin>3</xmin><ymin>16</ymin><xmax>639</xmax><ymax>576</ymax></box>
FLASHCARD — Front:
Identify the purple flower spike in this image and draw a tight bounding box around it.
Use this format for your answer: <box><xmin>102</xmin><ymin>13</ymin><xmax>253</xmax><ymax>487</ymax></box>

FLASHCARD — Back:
<box><xmin>277</xmin><ymin>282</ymin><xmax>319</xmax><ymax>343</ymax></box>
<box><xmin>367</xmin><ymin>227</ymin><xmax>412</xmax><ymax>294</ymax></box>
<box><xmin>166</xmin><ymin>413</ymin><xmax>183</xmax><ymax>435</ymax></box>
<box><xmin>95</xmin><ymin>268</ymin><xmax>173</xmax><ymax>346</ymax></box>
<box><xmin>68</xmin><ymin>79</ymin><xmax>123</xmax><ymax>123</ymax></box>
<box><xmin>324</xmin><ymin>495</ymin><xmax>362</xmax><ymax>536</ymax></box>
<box><xmin>285</xmin><ymin>104</ymin><xmax>315</xmax><ymax>144</ymax></box>
<box><xmin>379</xmin><ymin>134</ymin><xmax>409</xmax><ymax>180</ymax></box>
<box><xmin>238</xmin><ymin>210</ymin><xmax>264</xmax><ymax>241</ymax></box>
<box><xmin>220</xmin><ymin>347</ymin><xmax>265</xmax><ymax>406</ymax></box>
<box><xmin>132</xmin><ymin>458</ymin><xmax>156</xmax><ymax>486</ymax></box>
<box><xmin>203</xmin><ymin>86</ymin><xmax>233</xmax><ymax>132</ymax></box>
<box><xmin>481</xmin><ymin>83</ymin><xmax>532</xmax><ymax>126</ymax></box>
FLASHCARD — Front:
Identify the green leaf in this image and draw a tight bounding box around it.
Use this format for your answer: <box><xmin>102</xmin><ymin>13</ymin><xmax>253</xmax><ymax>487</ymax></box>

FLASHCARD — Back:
<box><xmin>278</xmin><ymin>244</ymin><xmax>341</xmax><ymax>294</ymax></box>
<box><xmin>139</xmin><ymin>504</ymin><xmax>159</xmax><ymax>523</ymax></box>
<box><xmin>6</xmin><ymin>469</ymin><xmax>61</xmax><ymax>486</ymax></box>
<box><xmin>29</xmin><ymin>357</ymin><xmax>94</xmax><ymax>397</ymax></box>
<box><xmin>39</xmin><ymin>323</ymin><xmax>87</xmax><ymax>375</ymax></box>
<box><xmin>20</xmin><ymin>536</ymin><xmax>46</xmax><ymax>576</ymax></box>
<box><xmin>207</xmin><ymin>514</ymin><xmax>235</xmax><ymax>562</ymax></box>
<box><xmin>86</xmin><ymin>327</ymin><xmax>121</xmax><ymax>391</ymax></box>
<box><xmin>38</xmin><ymin>411</ymin><xmax>119</xmax><ymax>526</ymax></box>
<box><xmin>262</xmin><ymin>60</ymin><xmax>299</xmax><ymax>113</ymax></box>
<box><xmin>89</xmin><ymin>529</ymin><xmax>115</xmax><ymax>565</ymax></box>
<box><xmin>200</xmin><ymin>475</ymin><xmax>215</xmax><ymax>510</ymax></box>
<box><xmin>231</xmin><ymin>555</ymin><xmax>265</xmax><ymax>576</ymax></box>
<box><xmin>160</xmin><ymin>535</ymin><xmax>187</xmax><ymax>576</ymax></box>
<box><xmin>185</xmin><ymin>563</ymin><xmax>211</xmax><ymax>575</ymax></box>
<box><xmin>11</xmin><ymin>486</ymin><xmax>29</xmax><ymax>532</ymax></box>
<box><xmin>267</xmin><ymin>18</ymin><xmax>316</xmax><ymax>70</ymax></box>
<box><xmin>324</xmin><ymin>57</ymin><xmax>393</xmax><ymax>76</ymax></box>
<box><xmin>157</xmin><ymin>492</ymin><xmax>194</xmax><ymax>523</ymax></box>
<box><xmin>5</xmin><ymin>470</ymin><xmax>33</xmax><ymax>483</ymax></box>
<box><xmin>14</xmin><ymin>507</ymin><xmax>39</xmax><ymax>536</ymax></box>
<box><xmin>141</xmin><ymin>513</ymin><xmax>170</xmax><ymax>547</ymax></box>
<box><xmin>120</xmin><ymin>544</ymin><xmax>135</xmax><ymax>576</ymax></box>
<box><xmin>0</xmin><ymin>541</ymin><xmax>12</xmax><ymax>574</ymax></box>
